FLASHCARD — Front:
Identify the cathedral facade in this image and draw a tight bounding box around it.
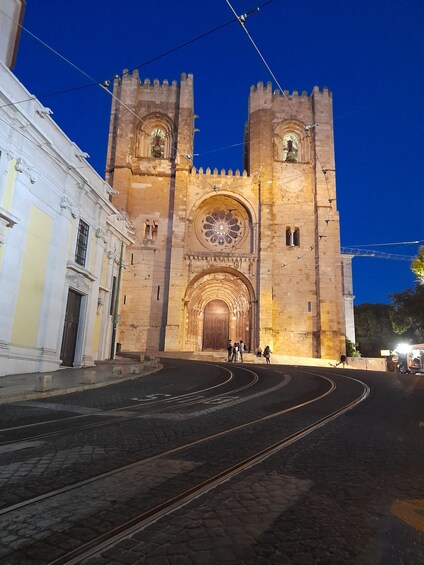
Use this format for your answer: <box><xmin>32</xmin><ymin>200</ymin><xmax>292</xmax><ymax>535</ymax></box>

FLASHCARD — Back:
<box><xmin>106</xmin><ymin>71</ymin><xmax>346</xmax><ymax>359</ymax></box>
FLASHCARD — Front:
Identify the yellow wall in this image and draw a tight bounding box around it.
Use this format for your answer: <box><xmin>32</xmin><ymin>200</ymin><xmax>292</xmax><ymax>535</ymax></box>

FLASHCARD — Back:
<box><xmin>101</xmin><ymin>253</ymin><xmax>108</xmax><ymax>287</ymax></box>
<box><xmin>1</xmin><ymin>159</ymin><xmax>17</xmax><ymax>210</ymax></box>
<box><xmin>12</xmin><ymin>205</ymin><xmax>53</xmax><ymax>347</ymax></box>
<box><xmin>92</xmin><ymin>311</ymin><xmax>102</xmax><ymax>356</ymax></box>
<box><xmin>89</xmin><ymin>232</ymin><xmax>96</xmax><ymax>272</ymax></box>
<box><xmin>0</xmin><ymin>159</ymin><xmax>18</xmax><ymax>270</ymax></box>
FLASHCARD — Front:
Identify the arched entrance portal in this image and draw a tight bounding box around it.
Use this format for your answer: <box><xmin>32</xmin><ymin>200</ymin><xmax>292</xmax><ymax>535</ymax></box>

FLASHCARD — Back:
<box><xmin>202</xmin><ymin>300</ymin><xmax>229</xmax><ymax>350</ymax></box>
<box><xmin>184</xmin><ymin>270</ymin><xmax>254</xmax><ymax>352</ymax></box>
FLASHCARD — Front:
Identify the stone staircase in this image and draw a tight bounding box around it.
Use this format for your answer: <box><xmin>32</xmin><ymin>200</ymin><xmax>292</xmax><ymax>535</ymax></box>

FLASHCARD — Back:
<box><xmin>118</xmin><ymin>350</ymin><xmax>264</xmax><ymax>364</ymax></box>
<box><xmin>117</xmin><ymin>350</ymin><xmax>340</xmax><ymax>368</ymax></box>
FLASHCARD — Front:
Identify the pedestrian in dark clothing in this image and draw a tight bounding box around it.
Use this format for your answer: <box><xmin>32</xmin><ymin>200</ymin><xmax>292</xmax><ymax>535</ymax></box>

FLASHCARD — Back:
<box><xmin>263</xmin><ymin>345</ymin><xmax>271</xmax><ymax>364</ymax></box>
<box><xmin>239</xmin><ymin>340</ymin><xmax>245</xmax><ymax>362</ymax></box>
<box><xmin>231</xmin><ymin>342</ymin><xmax>239</xmax><ymax>362</ymax></box>
<box><xmin>227</xmin><ymin>340</ymin><xmax>233</xmax><ymax>361</ymax></box>
<box><xmin>336</xmin><ymin>354</ymin><xmax>347</xmax><ymax>368</ymax></box>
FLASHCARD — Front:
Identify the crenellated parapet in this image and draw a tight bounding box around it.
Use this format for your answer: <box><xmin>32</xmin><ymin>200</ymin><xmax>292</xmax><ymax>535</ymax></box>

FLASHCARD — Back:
<box><xmin>249</xmin><ymin>81</ymin><xmax>331</xmax><ymax>98</ymax></box>
<box><xmin>119</xmin><ymin>69</ymin><xmax>192</xmax><ymax>88</ymax></box>
<box><xmin>248</xmin><ymin>81</ymin><xmax>332</xmax><ymax>116</ymax></box>
<box><xmin>115</xmin><ymin>70</ymin><xmax>194</xmax><ymax>109</ymax></box>
<box><xmin>191</xmin><ymin>167</ymin><xmax>249</xmax><ymax>178</ymax></box>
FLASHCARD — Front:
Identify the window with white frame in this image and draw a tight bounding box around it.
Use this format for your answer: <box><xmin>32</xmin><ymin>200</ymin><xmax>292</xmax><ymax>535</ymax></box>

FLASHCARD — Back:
<box><xmin>75</xmin><ymin>219</ymin><xmax>89</xmax><ymax>266</ymax></box>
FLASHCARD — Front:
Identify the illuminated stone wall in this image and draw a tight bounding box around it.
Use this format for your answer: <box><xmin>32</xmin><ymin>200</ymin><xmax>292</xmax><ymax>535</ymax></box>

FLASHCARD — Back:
<box><xmin>107</xmin><ymin>73</ymin><xmax>346</xmax><ymax>358</ymax></box>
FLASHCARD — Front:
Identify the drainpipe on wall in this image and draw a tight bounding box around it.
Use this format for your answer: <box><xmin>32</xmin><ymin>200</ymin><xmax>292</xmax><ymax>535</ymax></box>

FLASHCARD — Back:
<box><xmin>110</xmin><ymin>242</ymin><xmax>124</xmax><ymax>359</ymax></box>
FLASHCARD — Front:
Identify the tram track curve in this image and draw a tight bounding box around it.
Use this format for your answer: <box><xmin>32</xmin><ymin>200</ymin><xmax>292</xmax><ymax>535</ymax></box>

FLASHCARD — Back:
<box><xmin>42</xmin><ymin>371</ymin><xmax>369</xmax><ymax>565</ymax></box>
<box><xmin>0</xmin><ymin>367</ymin><xmax>370</xmax><ymax>565</ymax></box>
<box><xmin>0</xmin><ymin>363</ymin><xmax>260</xmax><ymax>445</ymax></box>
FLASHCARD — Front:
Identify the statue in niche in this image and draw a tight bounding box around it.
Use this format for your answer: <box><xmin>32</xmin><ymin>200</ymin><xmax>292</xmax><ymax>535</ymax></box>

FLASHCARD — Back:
<box><xmin>150</xmin><ymin>128</ymin><xmax>165</xmax><ymax>158</ymax></box>
<box><xmin>283</xmin><ymin>133</ymin><xmax>299</xmax><ymax>162</ymax></box>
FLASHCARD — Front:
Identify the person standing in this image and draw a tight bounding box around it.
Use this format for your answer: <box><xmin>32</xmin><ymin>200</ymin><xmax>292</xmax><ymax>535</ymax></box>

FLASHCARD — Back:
<box><xmin>263</xmin><ymin>345</ymin><xmax>272</xmax><ymax>364</ymax></box>
<box><xmin>239</xmin><ymin>339</ymin><xmax>245</xmax><ymax>362</ymax></box>
<box><xmin>232</xmin><ymin>342</ymin><xmax>239</xmax><ymax>362</ymax></box>
<box><xmin>227</xmin><ymin>340</ymin><xmax>233</xmax><ymax>361</ymax></box>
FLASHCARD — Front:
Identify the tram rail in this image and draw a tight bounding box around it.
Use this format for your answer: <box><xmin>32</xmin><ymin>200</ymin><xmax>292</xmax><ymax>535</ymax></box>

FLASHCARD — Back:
<box><xmin>0</xmin><ymin>363</ymin><xmax>252</xmax><ymax>444</ymax></box>
<box><xmin>0</xmin><ymin>367</ymin><xmax>370</xmax><ymax>565</ymax></box>
<box><xmin>46</xmin><ymin>372</ymin><xmax>369</xmax><ymax>565</ymax></box>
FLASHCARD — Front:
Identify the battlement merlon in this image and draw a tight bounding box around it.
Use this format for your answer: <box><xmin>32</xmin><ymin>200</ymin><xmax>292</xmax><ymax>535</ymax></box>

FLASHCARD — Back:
<box><xmin>190</xmin><ymin>167</ymin><xmax>249</xmax><ymax>178</ymax></box>
<box><xmin>248</xmin><ymin>81</ymin><xmax>332</xmax><ymax>117</ymax></box>
<box><xmin>110</xmin><ymin>70</ymin><xmax>194</xmax><ymax>106</ymax></box>
<box><xmin>179</xmin><ymin>72</ymin><xmax>194</xmax><ymax>110</ymax></box>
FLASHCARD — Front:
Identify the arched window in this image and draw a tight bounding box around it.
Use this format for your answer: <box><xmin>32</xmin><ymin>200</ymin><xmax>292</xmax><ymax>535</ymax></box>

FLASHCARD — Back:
<box><xmin>136</xmin><ymin>114</ymin><xmax>175</xmax><ymax>159</ymax></box>
<box><xmin>151</xmin><ymin>221</ymin><xmax>158</xmax><ymax>241</ymax></box>
<box><xmin>282</xmin><ymin>133</ymin><xmax>299</xmax><ymax>162</ymax></box>
<box><xmin>150</xmin><ymin>128</ymin><xmax>166</xmax><ymax>159</ymax></box>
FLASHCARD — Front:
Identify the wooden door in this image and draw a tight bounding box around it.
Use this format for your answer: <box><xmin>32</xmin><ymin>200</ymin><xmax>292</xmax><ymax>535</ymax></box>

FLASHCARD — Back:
<box><xmin>202</xmin><ymin>300</ymin><xmax>229</xmax><ymax>350</ymax></box>
<box><xmin>60</xmin><ymin>289</ymin><xmax>82</xmax><ymax>366</ymax></box>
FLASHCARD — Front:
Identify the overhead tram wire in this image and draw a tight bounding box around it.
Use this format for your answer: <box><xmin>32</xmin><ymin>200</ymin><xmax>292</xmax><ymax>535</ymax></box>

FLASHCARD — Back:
<box><xmin>0</xmin><ymin>8</ymin><xmax>234</xmax><ymax>163</ymax></box>
<box><xmin>0</xmin><ymin>114</ymin><xmax>88</xmax><ymax>173</ymax></box>
<box><xmin>2</xmin><ymin>1</ymin><xmax>292</xmax><ymax>195</ymax></box>
<box><xmin>0</xmin><ymin>12</ymin><xmax>234</xmax><ymax>110</ymax></box>
<box><xmin>0</xmin><ymin>16</ymin><xmax>252</xmax><ymax>196</ymax></box>
<box><xmin>223</xmin><ymin>0</ymin><xmax>333</xmax><ymax>192</ymax></box>
<box><xmin>0</xmin><ymin>3</ymin><xmax>268</xmax><ymax>112</ymax></box>
<box><xmin>3</xmin><ymin>2</ymin><xmax>340</xmax><ymax>282</ymax></box>
<box><xmin>5</xmin><ymin>1</ymin><xmax>333</xmax><ymax>275</ymax></box>
<box><xmin>0</xmin><ymin>83</ymin><xmax>98</xmax><ymax>111</ymax></box>
<box><xmin>223</xmin><ymin>0</ymin><xmax>336</xmax><ymax>274</ymax></box>
<box><xmin>118</xmin><ymin>19</ymin><xmax>237</xmax><ymax>80</ymax></box>
<box><xmin>109</xmin><ymin>1</ymin><xmax>276</xmax><ymax>82</ymax></box>
<box><xmin>0</xmin><ymin>7</ymin><xmax>220</xmax><ymax>193</ymax></box>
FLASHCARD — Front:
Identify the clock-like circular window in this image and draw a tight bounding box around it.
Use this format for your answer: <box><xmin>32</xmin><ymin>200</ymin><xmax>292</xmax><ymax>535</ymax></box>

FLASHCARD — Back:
<box><xmin>201</xmin><ymin>209</ymin><xmax>243</xmax><ymax>247</ymax></box>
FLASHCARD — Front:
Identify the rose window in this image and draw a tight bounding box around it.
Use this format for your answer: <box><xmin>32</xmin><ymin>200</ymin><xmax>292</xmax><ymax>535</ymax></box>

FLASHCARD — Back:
<box><xmin>201</xmin><ymin>209</ymin><xmax>242</xmax><ymax>247</ymax></box>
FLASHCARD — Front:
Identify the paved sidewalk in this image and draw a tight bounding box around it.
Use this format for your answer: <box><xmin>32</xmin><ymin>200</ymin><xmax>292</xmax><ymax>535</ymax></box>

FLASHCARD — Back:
<box><xmin>0</xmin><ymin>358</ymin><xmax>161</xmax><ymax>404</ymax></box>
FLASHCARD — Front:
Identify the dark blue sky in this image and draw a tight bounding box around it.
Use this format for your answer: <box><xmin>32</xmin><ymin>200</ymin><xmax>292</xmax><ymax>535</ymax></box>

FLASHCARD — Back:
<box><xmin>12</xmin><ymin>0</ymin><xmax>424</xmax><ymax>305</ymax></box>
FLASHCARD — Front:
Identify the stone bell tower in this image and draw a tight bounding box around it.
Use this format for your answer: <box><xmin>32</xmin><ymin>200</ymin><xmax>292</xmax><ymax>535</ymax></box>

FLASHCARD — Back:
<box><xmin>244</xmin><ymin>81</ymin><xmax>345</xmax><ymax>358</ymax></box>
<box><xmin>106</xmin><ymin>71</ymin><xmax>194</xmax><ymax>351</ymax></box>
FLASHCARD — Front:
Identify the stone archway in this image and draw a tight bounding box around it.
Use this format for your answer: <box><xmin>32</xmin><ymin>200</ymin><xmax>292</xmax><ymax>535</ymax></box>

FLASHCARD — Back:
<box><xmin>184</xmin><ymin>270</ymin><xmax>254</xmax><ymax>352</ymax></box>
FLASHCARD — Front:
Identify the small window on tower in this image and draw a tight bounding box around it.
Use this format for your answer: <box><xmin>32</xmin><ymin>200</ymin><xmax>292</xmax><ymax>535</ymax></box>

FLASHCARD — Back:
<box><xmin>150</xmin><ymin>128</ymin><xmax>166</xmax><ymax>159</ymax></box>
<box><xmin>144</xmin><ymin>220</ymin><xmax>152</xmax><ymax>241</ymax></box>
<box><xmin>293</xmin><ymin>227</ymin><xmax>300</xmax><ymax>246</ymax></box>
<box><xmin>152</xmin><ymin>221</ymin><xmax>158</xmax><ymax>241</ymax></box>
<box><xmin>286</xmin><ymin>227</ymin><xmax>300</xmax><ymax>247</ymax></box>
<box><xmin>286</xmin><ymin>227</ymin><xmax>292</xmax><ymax>246</ymax></box>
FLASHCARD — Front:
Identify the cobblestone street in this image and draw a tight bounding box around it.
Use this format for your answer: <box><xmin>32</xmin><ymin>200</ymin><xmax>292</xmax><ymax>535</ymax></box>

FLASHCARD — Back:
<box><xmin>0</xmin><ymin>360</ymin><xmax>423</xmax><ymax>564</ymax></box>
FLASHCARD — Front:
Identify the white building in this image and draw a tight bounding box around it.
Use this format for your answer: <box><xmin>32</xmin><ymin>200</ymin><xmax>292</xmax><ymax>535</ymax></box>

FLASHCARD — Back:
<box><xmin>341</xmin><ymin>253</ymin><xmax>356</xmax><ymax>345</ymax></box>
<box><xmin>0</xmin><ymin>6</ymin><xmax>134</xmax><ymax>376</ymax></box>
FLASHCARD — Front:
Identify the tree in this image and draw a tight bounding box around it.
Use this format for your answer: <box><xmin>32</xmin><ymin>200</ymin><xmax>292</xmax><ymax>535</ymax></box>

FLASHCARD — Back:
<box><xmin>354</xmin><ymin>303</ymin><xmax>400</xmax><ymax>357</ymax></box>
<box><xmin>411</xmin><ymin>246</ymin><xmax>424</xmax><ymax>284</ymax></box>
<box><xmin>390</xmin><ymin>284</ymin><xmax>424</xmax><ymax>338</ymax></box>
<box><xmin>346</xmin><ymin>337</ymin><xmax>360</xmax><ymax>357</ymax></box>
